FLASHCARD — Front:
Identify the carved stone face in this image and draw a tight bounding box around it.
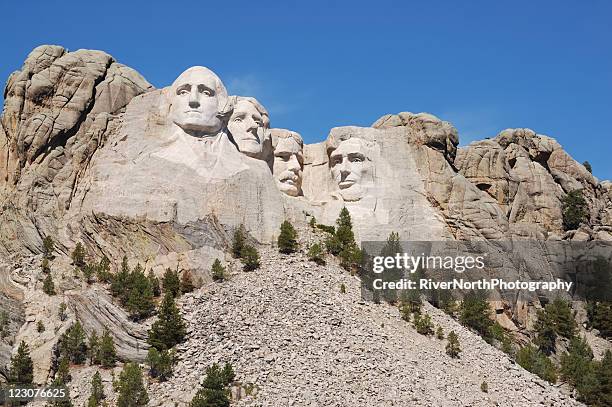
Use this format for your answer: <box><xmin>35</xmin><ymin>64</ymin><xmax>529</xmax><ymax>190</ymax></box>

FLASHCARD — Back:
<box><xmin>273</xmin><ymin>136</ymin><xmax>303</xmax><ymax>196</ymax></box>
<box><xmin>169</xmin><ymin>67</ymin><xmax>225</xmax><ymax>136</ymax></box>
<box><xmin>228</xmin><ymin>99</ymin><xmax>267</xmax><ymax>156</ymax></box>
<box><xmin>330</xmin><ymin>138</ymin><xmax>371</xmax><ymax>201</ymax></box>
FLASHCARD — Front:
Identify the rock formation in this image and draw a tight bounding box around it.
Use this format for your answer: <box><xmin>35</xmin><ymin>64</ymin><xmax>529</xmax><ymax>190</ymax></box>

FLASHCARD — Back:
<box><xmin>0</xmin><ymin>45</ymin><xmax>610</xmax><ymax>404</ymax></box>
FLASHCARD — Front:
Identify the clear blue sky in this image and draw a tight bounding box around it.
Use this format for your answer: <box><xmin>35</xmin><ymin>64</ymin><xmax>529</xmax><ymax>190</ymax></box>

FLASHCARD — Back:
<box><xmin>1</xmin><ymin>0</ymin><xmax>611</xmax><ymax>179</ymax></box>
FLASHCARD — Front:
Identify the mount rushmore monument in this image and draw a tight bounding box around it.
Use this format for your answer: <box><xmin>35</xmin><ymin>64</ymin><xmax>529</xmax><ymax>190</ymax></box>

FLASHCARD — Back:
<box><xmin>0</xmin><ymin>45</ymin><xmax>611</xmax><ymax>404</ymax></box>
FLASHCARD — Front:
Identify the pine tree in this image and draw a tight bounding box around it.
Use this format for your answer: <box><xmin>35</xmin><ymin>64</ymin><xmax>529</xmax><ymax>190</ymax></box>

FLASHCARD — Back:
<box><xmin>307</xmin><ymin>243</ymin><xmax>325</xmax><ymax>265</ymax></box>
<box><xmin>50</xmin><ymin>357</ymin><xmax>74</xmax><ymax>407</ymax></box>
<box><xmin>71</xmin><ymin>242</ymin><xmax>86</xmax><ymax>268</ymax></box>
<box><xmin>190</xmin><ymin>363</ymin><xmax>230</xmax><ymax>407</ymax></box>
<box><xmin>115</xmin><ymin>363</ymin><xmax>149</xmax><ymax>407</ymax></box>
<box><xmin>126</xmin><ymin>264</ymin><xmax>155</xmax><ymax>321</ymax></box>
<box><xmin>211</xmin><ymin>259</ymin><xmax>226</xmax><ymax>282</ymax></box>
<box><xmin>436</xmin><ymin>325</ymin><xmax>444</xmax><ymax>340</ymax></box>
<box><xmin>221</xmin><ymin>362</ymin><xmax>235</xmax><ymax>385</ymax></box>
<box><xmin>8</xmin><ymin>341</ymin><xmax>33</xmax><ymax>385</ymax></box>
<box><xmin>43</xmin><ymin>273</ymin><xmax>56</xmax><ymax>295</ymax></box>
<box><xmin>148</xmin><ymin>293</ymin><xmax>186</xmax><ymax>351</ymax></box>
<box><xmin>148</xmin><ymin>270</ymin><xmax>161</xmax><ymax>297</ymax></box>
<box><xmin>562</xmin><ymin>189</ymin><xmax>588</xmax><ymax>230</ymax></box>
<box><xmin>60</xmin><ymin>321</ymin><xmax>88</xmax><ymax>364</ymax></box>
<box><xmin>413</xmin><ymin>313</ymin><xmax>434</xmax><ymax>335</ymax></box>
<box><xmin>277</xmin><ymin>220</ymin><xmax>299</xmax><ymax>254</ymax></box>
<box><xmin>534</xmin><ymin>308</ymin><xmax>557</xmax><ymax>355</ymax></box>
<box><xmin>180</xmin><ymin>271</ymin><xmax>195</xmax><ymax>294</ymax></box>
<box><xmin>58</xmin><ymin>302</ymin><xmax>68</xmax><ymax>321</ymax></box>
<box><xmin>55</xmin><ymin>357</ymin><xmax>71</xmax><ymax>384</ymax></box>
<box><xmin>596</xmin><ymin>350</ymin><xmax>612</xmax><ymax>406</ymax></box>
<box><xmin>41</xmin><ymin>257</ymin><xmax>51</xmax><ymax>273</ymax></box>
<box><xmin>37</xmin><ymin>320</ymin><xmax>45</xmax><ymax>333</ymax></box>
<box><xmin>516</xmin><ymin>345</ymin><xmax>557</xmax><ymax>383</ymax></box>
<box><xmin>241</xmin><ymin>245</ymin><xmax>260</xmax><ymax>271</ymax></box>
<box><xmin>333</xmin><ymin>207</ymin><xmax>361</xmax><ymax>271</ymax></box>
<box><xmin>146</xmin><ymin>347</ymin><xmax>176</xmax><ymax>381</ymax></box>
<box><xmin>162</xmin><ymin>268</ymin><xmax>181</xmax><ymax>298</ymax></box>
<box><xmin>232</xmin><ymin>224</ymin><xmax>246</xmax><ymax>259</ymax></box>
<box><xmin>582</xmin><ymin>161</ymin><xmax>592</xmax><ymax>174</ymax></box>
<box><xmin>561</xmin><ymin>336</ymin><xmax>598</xmax><ymax>402</ymax></box>
<box><xmin>97</xmin><ymin>255</ymin><xmax>112</xmax><ymax>283</ymax></box>
<box><xmin>89</xmin><ymin>330</ymin><xmax>100</xmax><ymax>365</ymax></box>
<box><xmin>87</xmin><ymin>371</ymin><xmax>105</xmax><ymax>407</ymax></box>
<box><xmin>591</xmin><ymin>301</ymin><xmax>612</xmax><ymax>338</ymax></box>
<box><xmin>459</xmin><ymin>290</ymin><xmax>493</xmax><ymax>338</ymax></box>
<box><xmin>0</xmin><ymin>311</ymin><xmax>7</xmax><ymax>339</ymax></box>
<box><xmin>111</xmin><ymin>256</ymin><xmax>130</xmax><ymax>299</ymax></box>
<box><xmin>446</xmin><ymin>331</ymin><xmax>461</xmax><ymax>358</ymax></box>
<box><xmin>99</xmin><ymin>329</ymin><xmax>117</xmax><ymax>368</ymax></box>
<box><xmin>43</xmin><ymin>235</ymin><xmax>55</xmax><ymax>259</ymax></box>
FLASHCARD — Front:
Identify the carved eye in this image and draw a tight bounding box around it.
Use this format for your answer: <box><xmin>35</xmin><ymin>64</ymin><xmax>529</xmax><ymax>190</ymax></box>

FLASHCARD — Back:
<box><xmin>351</xmin><ymin>157</ymin><xmax>363</xmax><ymax>163</ymax></box>
<box><xmin>331</xmin><ymin>157</ymin><xmax>342</xmax><ymax>166</ymax></box>
<box><xmin>234</xmin><ymin>118</ymin><xmax>242</xmax><ymax>122</ymax></box>
<box><xmin>178</xmin><ymin>89</ymin><xmax>189</xmax><ymax>96</ymax></box>
<box><xmin>202</xmin><ymin>89</ymin><xmax>212</xmax><ymax>96</ymax></box>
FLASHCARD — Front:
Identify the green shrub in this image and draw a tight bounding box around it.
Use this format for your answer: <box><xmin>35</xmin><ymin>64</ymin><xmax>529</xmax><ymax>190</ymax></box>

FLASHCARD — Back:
<box><xmin>58</xmin><ymin>302</ymin><xmax>67</xmax><ymax>321</ymax></box>
<box><xmin>516</xmin><ymin>345</ymin><xmax>557</xmax><ymax>383</ymax></box>
<box><xmin>232</xmin><ymin>224</ymin><xmax>246</xmax><ymax>259</ymax></box>
<box><xmin>148</xmin><ymin>270</ymin><xmax>161</xmax><ymax>297</ymax></box>
<box><xmin>535</xmin><ymin>297</ymin><xmax>577</xmax><ymax>354</ymax></box>
<box><xmin>8</xmin><ymin>341</ymin><xmax>33</xmax><ymax>385</ymax></box>
<box><xmin>43</xmin><ymin>236</ymin><xmax>55</xmax><ymax>259</ymax></box>
<box><xmin>60</xmin><ymin>321</ymin><xmax>88</xmax><ymax>364</ymax></box>
<box><xmin>436</xmin><ymin>326</ymin><xmax>444</xmax><ymax>340</ymax></box>
<box><xmin>340</xmin><ymin>283</ymin><xmax>346</xmax><ymax>294</ymax></box>
<box><xmin>162</xmin><ymin>268</ymin><xmax>181</xmax><ymax>298</ymax></box>
<box><xmin>560</xmin><ymin>336</ymin><xmax>599</xmax><ymax>402</ymax></box>
<box><xmin>71</xmin><ymin>242</ymin><xmax>86</xmax><ymax>268</ymax></box>
<box><xmin>459</xmin><ymin>291</ymin><xmax>493</xmax><ymax>338</ymax></box>
<box><xmin>211</xmin><ymin>259</ymin><xmax>226</xmax><ymax>281</ymax></box>
<box><xmin>114</xmin><ymin>363</ymin><xmax>148</xmax><ymax>407</ymax></box>
<box><xmin>278</xmin><ymin>220</ymin><xmax>299</xmax><ymax>254</ymax></box>
<box><xmin>37</xmin><ymin>320</ymin><xmax>45</xmax><ymax>333</ymax></box>
<box><xmin>99</xmin><ymin>329</ymin><xmax>117</xmax><ymax>368</ymax></box>
<box><xmin>413</xmin><ymin>313</ymin><xmax>434</xmax><ymax>335</ymax></box>
<box><xmin>147</xmin><ymin>347</ymin><xmax>176</xmax><ymax>381</ymax></box>
<box><xmin>148</xmin><ymin>293</ymin><xmax>186</xmax><ymax>351</ymax></box>
<box><xmin>480</xmin><ymin>381</ymin><xmax>488</xmax><ymax>393</ymax></box>
<box><xmin>562</xmin><ymin>189</ymin><xmax>588</xmax><ymax>230</ymax></box>
<box><xmin>241</xmin><ymin>245</ymin><xmax>261</xmax><ymax>271</ymax></box>
<box><xmin>180</xmin><ymin>271</ymin><xmax>195</xmax><ymax>294</ymax></box>
<box><xmin>125</xmin><ymin>264</ymin><xmax>155</xmax><ymax>321</ymax></box>
<box><xmin>190</xmin><ymin>363</ymin><xmax>231</xmax><ymax>407</ymax></box>
<box><xmin>87</xmin><ymin>371</ymin><xmax>105</xmax><ymax>407</ymax></box>
<box><xmin>43</xmin><ymin>273</ymin><xmax>56</xmax><ymax>295</ymax></box>
<box><xmin>307</xmin><ymin>243</ymin><xmax>325</xmax><ymax>265</ymax></box>
<box><xmin>446</xmin><ymin>331</ymin><xmax>461</xmax><ymax>358</ymax></box>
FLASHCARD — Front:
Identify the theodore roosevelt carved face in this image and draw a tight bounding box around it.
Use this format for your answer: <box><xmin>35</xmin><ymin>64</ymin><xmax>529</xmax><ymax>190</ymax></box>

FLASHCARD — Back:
<box><xmin>329</xmin><ymin>138</ymin><xmax>373</xmax><ymax>201</ymax></box>
<box><xmin>169</xmin><ymin>66</ymin><xmax>230</xmax><ymax>137</ymax></box>
<box><xmin>271</xmin><ymin>129</ymin><xmax>303</xmax><ymax>196</ymax></box>
<box><xmin>228</xmin><ymin>97</ymin><xmax>270</xmax><ymax>158</ymax></box>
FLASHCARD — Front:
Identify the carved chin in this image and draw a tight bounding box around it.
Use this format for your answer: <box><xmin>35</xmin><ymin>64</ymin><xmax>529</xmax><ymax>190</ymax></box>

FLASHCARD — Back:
<box><xmin>237</xmin><ymin>139</ymin><xmax>262</xmax><ymax>155</ymax></box>
<box><xmin>277</xmin><ymin>180</ymin><xmax>300</xmax><ymax>196</ymax></box>
<box><xmin>339</xmin><ymin>184</ymin><xmax>362</xmax><ymax>201</ymax></box>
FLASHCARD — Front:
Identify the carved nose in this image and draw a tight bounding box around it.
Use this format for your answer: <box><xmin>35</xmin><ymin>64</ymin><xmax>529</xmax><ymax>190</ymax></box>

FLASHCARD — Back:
<box><xmin>288</xmin><ymin>156</ymin><xmax>300</xmax><ymax>172</ymax></box>
<box><xmin>189</xmin><ymin>92</ymin><xmax>200</xmax><ymax>108</ymax></box>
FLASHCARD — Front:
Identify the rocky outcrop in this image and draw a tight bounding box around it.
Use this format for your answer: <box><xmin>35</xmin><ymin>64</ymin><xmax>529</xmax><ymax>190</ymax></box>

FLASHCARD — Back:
<box><xmin>456</xmin><ymin>128</ymin><xmax>609</xmax><ymax>239</ymax></box>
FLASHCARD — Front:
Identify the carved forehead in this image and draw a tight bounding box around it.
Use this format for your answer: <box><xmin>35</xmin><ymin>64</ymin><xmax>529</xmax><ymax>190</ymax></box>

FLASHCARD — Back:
<box><xmin>172</xmin><ymin>66</ymin><xmax>227</xmax><ymax>96</ymax></box>
<box><xmin>233</xmin><ymin>96</ymin><xmax>268</xmax><ymax>118</ymax></box>
<box><xmin>331</xmin><ymin>138</ymin><xmax>366</xmax><ymax>156</ymax></box>
<box><xmin>271</xmin><ymin>128</ymin><xmax>303</xmax><ymax>149</ymax></box>
<box><xmin>234</xmin><ymin>99</ymin><xmax>262</xmax><ymax>117</ymax></box>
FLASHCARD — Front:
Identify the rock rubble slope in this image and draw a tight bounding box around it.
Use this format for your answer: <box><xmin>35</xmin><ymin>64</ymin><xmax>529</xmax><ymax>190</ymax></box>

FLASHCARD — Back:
<box><xmin>142</xmin><ymin>238</ymin><xmax>583</xmax><ymax>406</ymax></box>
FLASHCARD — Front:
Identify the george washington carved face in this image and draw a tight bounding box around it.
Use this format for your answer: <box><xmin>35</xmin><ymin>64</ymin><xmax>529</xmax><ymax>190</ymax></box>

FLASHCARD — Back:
<box><xmin>168</xmin><ymin>66</ymin><xmax>229</xmax><ymax>137</ymax></box>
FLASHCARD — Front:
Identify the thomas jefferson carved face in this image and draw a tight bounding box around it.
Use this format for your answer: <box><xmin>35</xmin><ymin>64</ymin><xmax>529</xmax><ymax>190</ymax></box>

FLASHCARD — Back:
<box><xmin>228</xmin><ymin>98</ymin><xmax>268</xmax><ymax>157</ymax></box>
<box><xmin>330</xmin><ymin>138</ymin><xmax>371</xmax><ymax>201</ymax></box>
<box><xmin>272</xmin><ymin>130</ymin><xmax>303</xmax><ymax>196</ymax></box>
<box><xmin>169</xmin><ymin>67</ymin><xmax>228</xmax><ymax>136</ymax></box>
